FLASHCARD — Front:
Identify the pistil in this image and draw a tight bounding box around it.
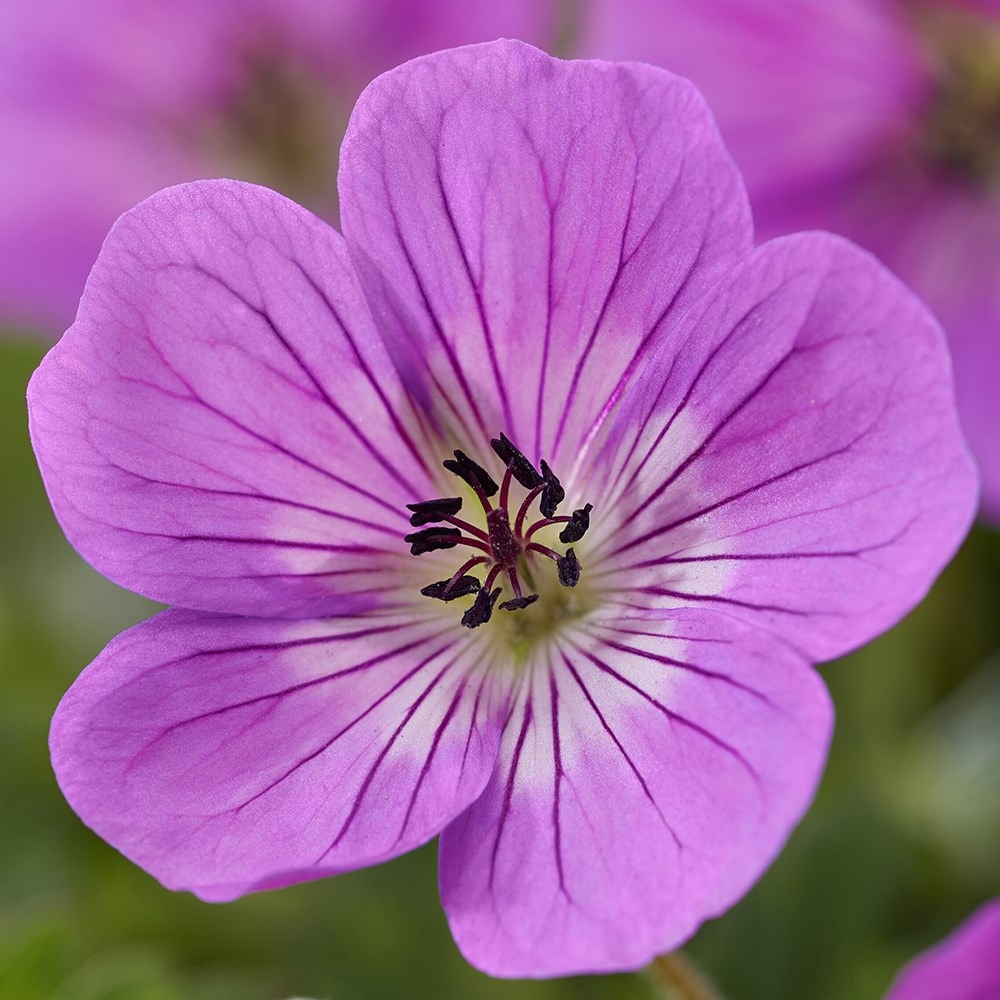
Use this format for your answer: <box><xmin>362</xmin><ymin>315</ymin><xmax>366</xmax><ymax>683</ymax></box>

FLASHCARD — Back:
<box><xmin>486</xmin><ymin>508</ymin><xmax>520</xmax><ymax>566</ymax></box>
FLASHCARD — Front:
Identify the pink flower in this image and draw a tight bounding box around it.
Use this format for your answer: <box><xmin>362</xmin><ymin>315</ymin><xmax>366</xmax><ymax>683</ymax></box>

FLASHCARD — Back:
<box><xmin>0</xmin><ymin>0</ymin><xmax>550</xmax><ymax>334</ymax></box>
<box><xmin>29</xmin><ymin>41</ymin><xmax>976</xmax><ymax>977</ymax></box>
<box><xmin>886</xmin><ymin>899</ymin><xmax>1000</xmax><ymax>999</ymax></box>
<box><xmin>580</xmin><ymin>0</ymin><xmax>1000</xmax><ymax>521</ymax></box>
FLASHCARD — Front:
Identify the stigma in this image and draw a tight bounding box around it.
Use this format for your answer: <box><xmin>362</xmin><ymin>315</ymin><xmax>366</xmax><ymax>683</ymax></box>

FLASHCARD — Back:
<box><xmin>404</xmin><ymin>434</ymin><xmax>593</xmax><ymax>629</ymax></box>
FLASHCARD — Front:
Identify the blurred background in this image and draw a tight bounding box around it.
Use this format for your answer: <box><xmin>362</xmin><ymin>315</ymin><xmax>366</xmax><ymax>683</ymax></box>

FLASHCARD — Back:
<box><xmin>1</xmin><ymin>1</ymin><xmax>998</xmax><ymax>997</ymax></box>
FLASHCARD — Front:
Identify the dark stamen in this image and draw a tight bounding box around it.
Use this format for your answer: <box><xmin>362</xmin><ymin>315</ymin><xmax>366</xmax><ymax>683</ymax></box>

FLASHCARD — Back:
<box><xmin>462</xmin><ymin>586</ymin><xmax>501</xmax><ymax>628</ymax></box>
<box><xmin>559</xmin><ymin>503</ymin><xmax>593</xmax><ymax>543</ymax></box>
<box><xmin>491</xmin><ymin>433</ymin><xmax>543</xmax><ymax>489</ymax></box>
<box><xmin>486</xmin><ymin>508</ymin><xmax>520</xmax><ymax>566</ymax></box>
<box><xmin>406</xmin><ymin>435</ymin><xmax>592</xmax><ymax>626</ymax></box>
<box><xmin>406</xmin><ymin>497</ymin><xmax>463</xmax><ymax>526</ymax></box>
<box><xmin>404</xmin><ymin>526</ymin><xmax>462</xmax><ymax>555</ymax></box>
<box><xmin>556</xmin><ymin>548</ymin><xmax>581</xmax><ymax>588</ymax></box>
<box><xmin>539</xmin><ymin>460</ymin><xmax>565</xmax><ymax>518</ymax></box>
<box><xmin>500</xmin><ymin>594</ymin><xmax>539</xmax><ymax>612</ymax></box>
<box><xmin>443</xmin><ymin>450</ymin><xmax>499</xmax><ymax>497</ymax></box>
<box><xmin>420</xmin><ymin>575</ymin><xmax>482</xmax><ymax>601</ymax></box>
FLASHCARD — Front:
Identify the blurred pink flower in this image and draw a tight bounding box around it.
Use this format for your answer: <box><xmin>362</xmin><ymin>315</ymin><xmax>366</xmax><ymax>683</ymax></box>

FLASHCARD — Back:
<box><xmin>885</xmin><ymin>899</ymin><xmax>1000</xmax><ymax>999</ymax></box>
<box><xmin>581</xmin><ymin>0</ymin><xmax>1000</xmax><ymax>520</ymax></box>
<box><xmin>30</xmin><ymin>40</ymin><xmax>975</xmax><ymax>978</ymax></box>
<box><xmin>0</xmin><ymin>0</ymin><xmax>551</xmax><ymax>334</ymax></box>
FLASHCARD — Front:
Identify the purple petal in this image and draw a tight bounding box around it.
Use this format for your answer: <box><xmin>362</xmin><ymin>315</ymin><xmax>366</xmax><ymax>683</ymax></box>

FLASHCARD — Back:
<box><xmin>339</xmin><ymin>39</ymin><xmax>751</xmax><ymax>469</ymax></box>
<box><xmin>439</xmin><ymin>608</ymin><xmax>831</xmax><ymax>977</ymax></box>
<box><xmin>29</xmin><ymin>180</ymin><xmax>437</xmax><ymax>618</ymax></box>
<box><xmin>0</xmin><ymin>0</ymin><xmax>244</xmax><ymax>332</ymax></box>
<box><xmin>578</xmin><ymin>0</ymin><xmax>929</xmax><ymax>207</ymax></box>
<box><xmin>50</xmin><ymin>606</ymin><xmax>508</xmax><ymax>900</ymax></box>
<box><xmin>256</xmin><ymin>0</ymin><xmax>555</xmax><ymax>72</ymax></box>
<box><xmin>0</xmin><ymin>107</ymin><xmax>202</xmax><ymax>332</ymax></box>
<box><xmin>589</xmin><ymin>232</ymin><xmax>976</xmax><ymax>661</ymax></box>
<box><xmin>0</xmin><ymin>0</ymin><xmax>554</xmax><ymax>335</ymax></box>
<box><xmin>885</xmin><ymin>899</ymin><xmax>1000</xmax><ymax>999</ymax></box>
<box><xmin>580</xmin><ymin>0</ymin><xmax>1000</xmax><ymax>524</ymax></box>
<box><xmin>795</xmin><ymin>168</ymin><xmax>1000</xmax><ymax>525</ymax></box>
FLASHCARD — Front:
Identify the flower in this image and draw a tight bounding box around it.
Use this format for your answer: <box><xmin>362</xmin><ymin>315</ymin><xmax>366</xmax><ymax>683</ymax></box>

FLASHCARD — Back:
<box><xmin>579</xmin><ymin>0</ymin><xmax>1000</xmax><ymax>522</ymax></box>
<box><xmin>885</xmin><ymin>899</ymin><xmax>1000</xmax><ymax>999</ymax></box>
<box><xmin>0</xmin><ymin>0</ymin><xmax>550</xmax><ymax>335</ymax></box>
<box><xmin>29</xmin><ymin>41</ymin><xmax>976</xmax><ymax>978</ymax></box>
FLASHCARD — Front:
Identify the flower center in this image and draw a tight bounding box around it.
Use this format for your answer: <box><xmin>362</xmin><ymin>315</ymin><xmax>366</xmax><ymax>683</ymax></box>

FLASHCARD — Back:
<box><xmin>918</xmin><ymin>8</ymin><xmax>1000</xmax><ymax>187</ymax></box>
<box><xmin>404</xmin><ymin>434</ymin><xmax>593</xmax><ymax>630</ymax></box>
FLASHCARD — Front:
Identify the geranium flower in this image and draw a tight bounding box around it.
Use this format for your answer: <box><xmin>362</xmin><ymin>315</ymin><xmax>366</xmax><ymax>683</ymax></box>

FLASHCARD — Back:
<box><xmin>29</xmin><ymin>41</ymin><xmax>976</xmax><ymax>977</ymax></box>
<box><xmin>885</xmin><ymin>899</ymin><xmax>1000</xmax><ymax>999</ymax></box>
<box><xmin>580</xmin><ymin>0</ymin><xmax>1000</xmax><ymax>522</ymax></box>
<box><xmin>0</xmin><ymin>0</ymin><xmax>550</xmax><ymax>334</ymax></box>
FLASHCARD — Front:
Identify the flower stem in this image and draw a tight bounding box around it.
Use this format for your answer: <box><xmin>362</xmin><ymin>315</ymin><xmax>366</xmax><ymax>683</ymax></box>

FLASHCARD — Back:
<box><xmin>645</xmin><ymin>951</ymin><xmax>724</xmax><ymax>1000</ymax></box>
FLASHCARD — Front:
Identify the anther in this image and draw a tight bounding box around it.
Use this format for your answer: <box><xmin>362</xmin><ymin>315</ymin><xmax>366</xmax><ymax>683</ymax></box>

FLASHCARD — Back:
<box><xmin>462</xmin><ymin>587</ymin><xmax>502</xmax><ymax>628</ymax></box>
<box><xmin>500</xmin><ymin>594</ymin><xmax>539</xmax><ymax>612</ymax></box>
<box><xmin>443</xmin><ymin>450</ymin><xmax>499</xmax><ymax>497</ymax></box>
<box><xmin>559</xmin><ymin>503</ymin><xmax>593</xmax><ymax>543</ymax></box>
<box><xmin>539</xmin><ymin>460</ymin><xmax>565</xmax><ymax>518</ymax></box>
<box><xmin>556</xmin><ymin>548</ymin><xmax>581</xmax><ymax>588</ymax></box>
<box><xmin>420</xmin><ymin>575</ymin><xmax>482</xmax><ymax>601</ymax></box>
<box><xmin>404</xmin><ymin>526</ymin><xmax>462</xmax><ymax>555</ymax></box>
<box><xmin>490</xmin><ymin>433</ymin><xmax>543</xmax><ymax>489</ymax></box>
<box><xmin>406</xmin><ymin>497</ymin><xmax>463</xmax><ymax>526</ymax></box>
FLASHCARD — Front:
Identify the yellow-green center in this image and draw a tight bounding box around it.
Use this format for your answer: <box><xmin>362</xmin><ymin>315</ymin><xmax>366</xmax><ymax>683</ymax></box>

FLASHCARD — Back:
<box><xmin>918</xmin><ymin>7</ymin><xmax>1000</xmax><ymax>186</ymax></box>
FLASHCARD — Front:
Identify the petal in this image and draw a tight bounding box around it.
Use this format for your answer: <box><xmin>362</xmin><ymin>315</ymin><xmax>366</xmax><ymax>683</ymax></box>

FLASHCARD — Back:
<box><xmin>0</xmin><ymin>0</ymin><xmax>554</xmax><ymax>336</ymax></box>
<box><xmin>0</xmin><ymin>0</ymin><xmax>245</xmax><ymax>333</ymax></box>
<box><xmin>578</xmin><ymin>0</ymin><xmax>928</xmax><ymax>208</ymax></box>
<box><xmin>0</xmin><ymin>108</ymin><xmax>201</xmax><ymax>333</ymax></box>
<box><xmin>787</xmin><ymin>167</ymin><xmax>1000</xmax><ymax>525</ymax></box>
<box><xmin>264</xmin><ymin>0</ymin><xmax>556</xmax><ymax>73</ymax></box>
<box><xmin>438</xmin><ymin>609</ymin><xmax>831</xmax><ymax>977</ymax></box>
<box><xmin>891</xmin><ymin>194</ymin><xmax>1000</xmax><ymax>526</ymax></box>
<box><xmin>588</xmin><ymin>232</ymin><xmax>976</xmax><ymax>661</ymax></box>
<box><xmin>339</xmin><ymin>39</ymin><xmax>751</xmax><ymax>470</ymax></box>
<box><xmin>885</xmin><ymin>899</ymin><xmax>1000</xmax><ymax>999</ymax></box>
<box><xmin>50</xmin><ymin>606</ymin><xmax>508</xmax><ymax>900</ymax></box>
<box><xmin>29</xmin><ymin>180</ymin><xmax>436</xmax><ymax>618</ymax></box>
<box><xmin>579</xmin><ymin>0</ymin><xmax>1000</xmax><ymax>525</ymax></box>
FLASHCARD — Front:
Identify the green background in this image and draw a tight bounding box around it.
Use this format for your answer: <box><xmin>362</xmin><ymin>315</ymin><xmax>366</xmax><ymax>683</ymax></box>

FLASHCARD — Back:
<box><xmin>1</xmin><ymin>335</ymin><xmax>998</xmax><ymax>1000</ymax></box>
